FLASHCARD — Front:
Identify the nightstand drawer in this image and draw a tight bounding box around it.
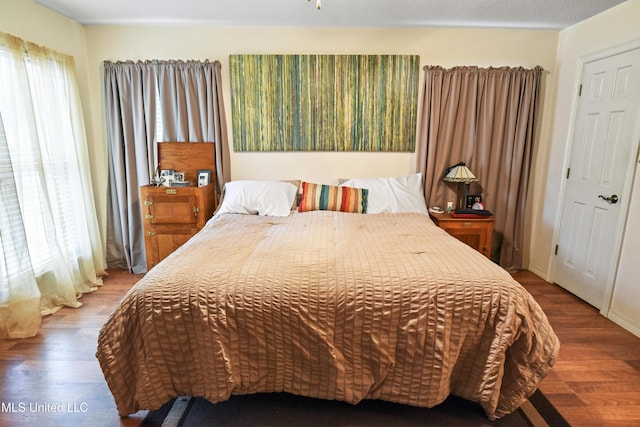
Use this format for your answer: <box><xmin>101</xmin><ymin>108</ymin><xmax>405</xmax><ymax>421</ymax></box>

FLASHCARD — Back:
<box><xmin>429</xmin><ymin>212</ymin><xmax>494</xmax><ymax>258</ymax></box>
<box><xmin>143</xmin><ymin>227</ymin><xmax>197</xmax><ymax>269</ymax></box>
<box><xmin>145</xmin><ymin>193</ymin><xmax>198</xmax><ymax>225</ymax></box>
<box><xmin>140</xmin><ymin>184</ymin><xmax>215</xmax><ymax>270</ymax></box>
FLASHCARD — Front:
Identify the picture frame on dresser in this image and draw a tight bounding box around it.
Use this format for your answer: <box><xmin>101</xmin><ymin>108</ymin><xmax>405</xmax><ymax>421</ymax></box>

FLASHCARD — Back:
<box><xmin>197</xmin><ymin>169</ymin><xmax>211</xmax><ymax>187</ymax></box>
<box><xmin>173</xmin><ymin>171</ymin><xmax>185</xmax><ymax>183</ymax></box>
<box><xmin>466</xmin><ymin>194</ymin><xmax>482</xmax><ymax>209</ymax></box>
<box><xmin>160</xmin><ymin>169</ymin><xmax>174</xmax><ymax>187</ymax></box>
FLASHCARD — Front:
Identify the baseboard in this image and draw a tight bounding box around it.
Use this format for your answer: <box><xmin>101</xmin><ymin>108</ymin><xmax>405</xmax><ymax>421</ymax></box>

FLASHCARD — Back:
<box><xmin>608</xmin><ymin>311</ymin><xmax>640</xmax><ymax>339</ymax></box>
<box><xmin>527</xmin><ymin>264</ymin><xmax>550</xmax><ymax>282</ymax></box>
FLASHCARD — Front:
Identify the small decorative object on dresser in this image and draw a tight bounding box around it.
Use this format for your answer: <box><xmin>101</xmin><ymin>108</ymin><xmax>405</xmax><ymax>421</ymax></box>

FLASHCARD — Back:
<box><xmin>197</xmin><ymin>169</ymin><xmax>212</xmax><ymax>187</ymax></box>
<box><xmin>159</xmin><ymin>169</ymin><xmax>174</xmax><ymax>187</ymax></box>
<box><xmin>466</xmin><ymin>194</ymin><xmax>485</xmax><ymax>209</ymax></box>
<box><xmin>171</xmin><ymin>171</ymin><xmax>192</xmax><ymax>187</ymax></box>
<box><xmin>173</xmin><ymin>171</ymin><xmax>185</xmax><ymax>183</ymax></box>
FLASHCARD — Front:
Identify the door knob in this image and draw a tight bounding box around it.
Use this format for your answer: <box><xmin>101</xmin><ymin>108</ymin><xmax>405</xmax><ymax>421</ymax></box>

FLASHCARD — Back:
<box><xmin>598</xmin><ymin>194</ymin><xmax>619</xmax><ymax>204</ymax></box>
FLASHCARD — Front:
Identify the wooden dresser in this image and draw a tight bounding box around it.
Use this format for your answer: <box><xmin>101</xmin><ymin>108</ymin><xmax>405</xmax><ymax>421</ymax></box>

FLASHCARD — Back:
<box><xmin>140</xmin><ymin>142</ymin><xmax>216</xmax><ymax>271</ymax></box>
<box><xmin>429</xmin><ymin>212</ymin><xmax>494</xmax><ymax>258</ymax></box>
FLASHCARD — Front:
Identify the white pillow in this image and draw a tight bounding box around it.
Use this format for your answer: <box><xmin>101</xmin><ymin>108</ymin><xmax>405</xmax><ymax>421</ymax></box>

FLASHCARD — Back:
<box><xmin>340</xmin><ymin>173</ymin><xmax>429</xmax><ymax>214</ymax></box>
<box><xmin>217</xmin><ymin>180</ymin><xmax>298</xmax><ymax>217</ymax></box>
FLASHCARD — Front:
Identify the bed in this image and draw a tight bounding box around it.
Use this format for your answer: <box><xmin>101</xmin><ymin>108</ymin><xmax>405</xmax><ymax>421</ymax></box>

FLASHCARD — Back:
<box><xmin>96</xmin><ymin>176</ymin><xmax>559</xmax><ymax>420</ymax></box>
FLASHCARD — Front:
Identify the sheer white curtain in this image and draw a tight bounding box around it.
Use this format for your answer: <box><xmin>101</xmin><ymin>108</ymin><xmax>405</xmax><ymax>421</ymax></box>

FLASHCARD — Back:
<box><xmin>0</xmin><ymin>32</ymin><xmax>106</xmax><ymax>339</ymax></box>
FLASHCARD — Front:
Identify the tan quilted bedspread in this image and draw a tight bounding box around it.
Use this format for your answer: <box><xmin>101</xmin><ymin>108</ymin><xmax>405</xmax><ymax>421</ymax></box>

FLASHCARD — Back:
<box><xmin>96</xmin><ymin>211</ymin><xmax>559</xmax><ymax>420</ymax></box>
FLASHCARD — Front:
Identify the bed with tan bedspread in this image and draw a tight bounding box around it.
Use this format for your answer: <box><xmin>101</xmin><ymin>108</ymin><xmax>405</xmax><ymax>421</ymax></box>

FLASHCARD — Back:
<box><xmin>96</xmin><ymin>211</ymin><xmax>559</xmax><ymax>420</ymax></box>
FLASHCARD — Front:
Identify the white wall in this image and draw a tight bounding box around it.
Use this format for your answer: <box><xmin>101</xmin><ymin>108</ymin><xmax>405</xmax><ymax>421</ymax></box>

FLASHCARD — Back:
<box><xmin>3</xmin><ymin>0</ymin><xmax>561</xmax><ymax>273</ymax></box>
<box><xmin>83</xmin><ymin>26</ymin><xmax>557</xmax><ymax>247</ymax></box>
<box><xmin>0</xmin><ymin>0</ymin><xmax>84</xmax><ymax>51</ymax></box>
<box><xmin>612</xmin><ymin>155</ymin><xmax>640</xmax><ymax>337</ymax></box>
<box><xmin>528</xmin><ymin>0</ymin><xmax>640</xmax><ymax>336</ymax></box>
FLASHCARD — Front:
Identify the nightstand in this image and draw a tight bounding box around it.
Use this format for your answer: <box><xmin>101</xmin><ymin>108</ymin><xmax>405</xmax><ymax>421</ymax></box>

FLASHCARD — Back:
<box><xmin>140</xmin><ymin>184</ymin><xmax>215</xmax><ymax>270</ymax></box>
<box><xmin>140</xmin><ymin>142</ymin><xmax>217</xmax><ymax>271</ymax></box>
<box><xmin>429</xmin><ymin>212</ymin><xmax>494</xmax><ymax>258</ymax></box>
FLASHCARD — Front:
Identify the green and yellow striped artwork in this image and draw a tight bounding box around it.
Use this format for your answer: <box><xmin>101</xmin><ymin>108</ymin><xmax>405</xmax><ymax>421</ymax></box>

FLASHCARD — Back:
<box><xmin>229</xmin><ymin>54</ymin><xmax>419</xmax><ymax>152</ymax></box>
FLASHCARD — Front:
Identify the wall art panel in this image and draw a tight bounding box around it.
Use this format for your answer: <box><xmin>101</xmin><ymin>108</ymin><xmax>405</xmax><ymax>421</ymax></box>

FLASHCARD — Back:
<box><xmin>230</xmin><ymin>54</ymin><xmax>419</xmax><ymax>152</ymax></box>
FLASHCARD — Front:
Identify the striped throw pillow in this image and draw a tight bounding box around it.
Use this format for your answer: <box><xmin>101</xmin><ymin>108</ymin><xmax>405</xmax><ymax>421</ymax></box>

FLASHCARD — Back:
<box><xmin>298</xmin><ymin>182</ymin><xmax>368</xmax><ymax>214</ymax></box>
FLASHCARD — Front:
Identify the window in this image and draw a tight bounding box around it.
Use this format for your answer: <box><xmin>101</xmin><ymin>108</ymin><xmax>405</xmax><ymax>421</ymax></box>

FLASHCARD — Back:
<box><xmin>0</xmin><ymin>32</ymin><xmax>105</xmax><ymax>337</ymax></box>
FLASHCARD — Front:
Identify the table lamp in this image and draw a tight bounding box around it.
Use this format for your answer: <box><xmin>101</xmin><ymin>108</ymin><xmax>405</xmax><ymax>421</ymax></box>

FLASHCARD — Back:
<box><xmin>443</xmin><ymin>162</ymin><xmax>478</xmax><ymax>210</ymax></box>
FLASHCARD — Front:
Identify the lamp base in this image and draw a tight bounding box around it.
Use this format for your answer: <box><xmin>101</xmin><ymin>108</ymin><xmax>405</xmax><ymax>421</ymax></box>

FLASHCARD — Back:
<box><xmin>456</xmin><ymin>183</ymin><xmax>469</xmax><ymax>210</ymax></box>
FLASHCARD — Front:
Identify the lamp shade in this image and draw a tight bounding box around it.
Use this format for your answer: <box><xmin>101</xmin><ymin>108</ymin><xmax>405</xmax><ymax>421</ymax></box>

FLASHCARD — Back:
<box><xmin>443</xmin><ymin>162</ymin><xmax>478</xmax><ymax>184</ymax></box>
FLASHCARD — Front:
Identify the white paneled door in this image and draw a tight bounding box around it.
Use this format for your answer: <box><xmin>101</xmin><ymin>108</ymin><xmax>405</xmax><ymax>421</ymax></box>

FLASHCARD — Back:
<box><xmin>554</xmin><ymin>46</ymin><xmax>640</xmax><ymax>310</ymax></box>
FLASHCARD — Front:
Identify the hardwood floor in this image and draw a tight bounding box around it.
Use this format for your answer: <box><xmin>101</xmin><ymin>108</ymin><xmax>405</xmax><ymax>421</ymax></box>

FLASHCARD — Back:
<box><xmin>0</xmin><ymin>269</ymin><xmax>147</xmax><ymax>427</ymax></box>
<box><xmin>514</xmin><ymin>270</ymin><xmax>640</xmax><ymax>426</ymax></box>
<box><xmin>1</xmin><ymin>269</ymin><xmax>639</xmax><ymax>426</ymax></box>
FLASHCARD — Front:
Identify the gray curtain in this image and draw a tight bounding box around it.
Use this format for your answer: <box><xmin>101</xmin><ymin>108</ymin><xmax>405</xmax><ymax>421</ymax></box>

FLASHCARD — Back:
<box><xmin>104</xmin><ymin>60</ymin><xmax>230</xmax><ymax>273</ymax></box>
<box><xmin>416</xmin><ymin>66</ymin><xmax>543</xmax><ymax>271</ymax></box>
<box><xmin>156</xmin><ymin>60</ymin><xmax>230</xmax><ymax>193</ymax></box>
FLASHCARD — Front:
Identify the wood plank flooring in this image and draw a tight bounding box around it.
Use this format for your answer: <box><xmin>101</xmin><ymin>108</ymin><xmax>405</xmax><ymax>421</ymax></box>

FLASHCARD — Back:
<box><xmin>514</xmin><ymin>270</ymin><xmax>640</xmax><ymax>426</ymax></box>
<box><xmin>0</xmin><ymin>268</ymin><xmax>638</xmax><ymax>426</ymax></box>
<box><xmin>0</xmin><ymin>269</ymin><xmax>147</xmax><ymax>427</ymax></box>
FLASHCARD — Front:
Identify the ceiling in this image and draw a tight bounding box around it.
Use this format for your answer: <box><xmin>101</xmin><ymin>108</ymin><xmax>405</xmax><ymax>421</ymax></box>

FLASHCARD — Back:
<box><xmin>33</xmin><ymin>0</ymin><xmax>625</xmax><ymax>30</ymax></box>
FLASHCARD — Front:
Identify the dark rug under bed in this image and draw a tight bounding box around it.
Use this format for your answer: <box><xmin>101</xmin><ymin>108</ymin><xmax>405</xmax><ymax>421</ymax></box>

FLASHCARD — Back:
<box><xmin>141</xmin><ymin>389</ymin><xmax>570</xmax><ymax>427</ymax></box>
